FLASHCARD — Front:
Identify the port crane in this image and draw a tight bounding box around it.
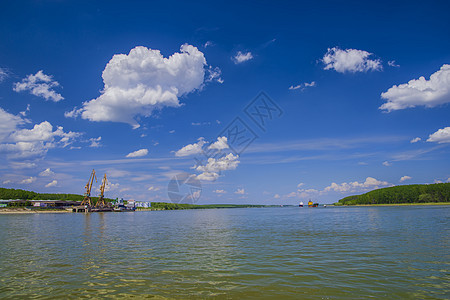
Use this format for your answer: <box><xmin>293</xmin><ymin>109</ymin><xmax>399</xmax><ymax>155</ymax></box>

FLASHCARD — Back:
<box><xmin>95</xmin><ymin>173</ymin><xmax>108</xmax><ymax>208</ymax></box>
<box><xmin>81</xmin><ymin>169</ymin><xmax>97</xmax><ymax>206</ymax></box>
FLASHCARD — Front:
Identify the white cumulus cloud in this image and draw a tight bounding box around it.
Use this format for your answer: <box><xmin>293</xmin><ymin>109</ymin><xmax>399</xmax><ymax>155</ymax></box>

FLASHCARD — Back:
<box><xmin>213</xmin><ymin>189</ymin><xmax>227</xmax><ymax>194</ymax></box>
<box><xmin>175</xmin><ymin>137</ymin><xmax>206</xmax><ymax>157</ymax></box>
<box><xmin>400</xmin><ymin>176</ymin><xmax>412</xmax><ymax>182</ymax></box>
<box><xmin>0</xmin><ymin>121</ymin><xmax>82</xmax><ymax>159</ymax></box>
<box><xmin>410</xmin><ymin>137</ymin><xmax>421</xmax><ymax>143</ymax></box>
<box><xmin>322</xmin><ymin>47</ymin><xmax>382</xmax><ymax>73</ymax></box>
<box><xmin>195</xmin><ymin>153</ymin><xmax>240</xmax><ymax>181</ymax></box>
<box><xmin>13</xmin><ymin>70</ymin><xmax>64</xmax><ymax>102</ymax></box>
<box><xmin>196</xmin><ymin>172</ymin><xmax>219</xmax><ymax>181</ymax></box>
<box><xmin>233</xmin><ymin>51</ymin><xmax>253</xmax><ymax>64</ymax></box>
<box><xmin>323</xmin><ymin>177</ymin><xmax>390</xmax><ymax>193</ymax></box>
<box><xmin>39</xmin><ymin>168</ymin><xmax>54</xmax><ymax>177</ymax></box>
<box><xmin>20</xmin><ymin>177</ymin><xmax>36</xmax><ymax>184</ymax></box>
<box><xmin>45</xmin><ymin>180</ymin><xmax>58</xmax><ymax>188</ymax></box>
<box><xmin>0</xmin><ymin>107</ymin><xmax>25</xmax><ymax>142</ymax></box>
<box><xmin>126</xmin><ymin>148</ymin><xmax>149</xmax><ymax>158</ymax></box>
<box><xmin>71</xmin><ymin>44</ymin><xmax>211</xmax><ymax>128</ymax></box>
<box><xmin>208</xmin><ymin>136</ymin><xmax>229</xmax><ymax>150</ymax></box>
<box><xmin>380</xmin><ymin>64</ymin><xmax>450</xmax><ymax>112</ymax></box>
<box><xmin>427</xmin><ymin>127</ymin><xmax>450</xmax><ymax>143</ymax></box>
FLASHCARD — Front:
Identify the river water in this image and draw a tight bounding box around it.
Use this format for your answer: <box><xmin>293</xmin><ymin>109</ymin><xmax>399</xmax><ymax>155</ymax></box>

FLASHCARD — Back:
<box><xmin>0</xmin><ymin>206</ymin><xmax>448</xmax><ymax>299</ymax></box>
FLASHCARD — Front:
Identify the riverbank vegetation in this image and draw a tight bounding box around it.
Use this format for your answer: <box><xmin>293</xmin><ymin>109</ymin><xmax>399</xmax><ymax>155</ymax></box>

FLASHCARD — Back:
<box><xmin>139</xmin><ymin>202</ymin><xmax>268</xmax><ymax>210</ymax></box>
<box><xmin>0</xmin><ymin>187</ymin><xmax>114</xmax><ymax>203</ymax></box>
<box><xmin>336</xmin><ymin>183</ymin><xmax>450</xmax><ymax>205</ymax></box>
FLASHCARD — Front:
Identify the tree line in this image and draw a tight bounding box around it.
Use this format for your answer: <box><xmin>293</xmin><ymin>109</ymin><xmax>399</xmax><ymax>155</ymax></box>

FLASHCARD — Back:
<box><xmin>149</xmin><ymin>202</ymin><xmax>267</xmax><ymax>210</ymax></box>
<box><xmin>336</xmin><ymin>183</ymin><xmax>450</xmax><ymax>205</ymax></box>
<box><xmin>0</xmin><ymin>187</ymin><xmax>114</xmax><ymax>202</ymax></box>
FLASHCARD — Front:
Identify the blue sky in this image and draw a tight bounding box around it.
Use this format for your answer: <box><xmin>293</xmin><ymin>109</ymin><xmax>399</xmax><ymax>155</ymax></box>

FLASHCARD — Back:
<box><xmin>0</xmin><ymin>0</ymin><xmax>449</xmax><ymax>204</ymax></box>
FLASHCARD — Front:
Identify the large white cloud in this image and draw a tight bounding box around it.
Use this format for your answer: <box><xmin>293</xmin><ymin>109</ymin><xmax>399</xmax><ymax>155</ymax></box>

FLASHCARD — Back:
<box><xmin>13</xmin><ymin>70</ymin><xmax>64</xmax><ymax>102</ymax></box>
<box><xmin>71</xmin><ymin>44</ymin><xmax>213</xmax><ymax>128</ymax></box>
<box><xmin>380</xmin><ymin>64</ymin><xmax>450</xmax><ymax>112</ymax></box>
<box><xmin>195</xmin><ymin>153</ymin><xmax>240</xmax><ymax>181</ymax></box>
<box><xmin>0</xmin><ymin>120</ymin><xmax>81</xmax><ymax>159</ymax></box>
<box><xmin>427</xmin><ymin>127</ymin><xmax>450</xmax><ymax>143</ymax></box>
<box><xmin>322</xmin><ymin>47</ymin><xmax>382</xmax><ymax>73</ymax></box>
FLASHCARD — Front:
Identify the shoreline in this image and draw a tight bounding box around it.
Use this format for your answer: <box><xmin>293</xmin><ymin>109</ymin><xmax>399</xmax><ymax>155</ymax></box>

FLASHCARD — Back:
<box><xmin>0</xmin><ymin>208</ymin><xmax>71</xmax><ymax>214</ymax></box>
<box><xmin>1</xmin><ymin>202</ymin><xmax>449</xmax><ymax>214</ymax></box>
<box><xmin>340</xmin><ymin>202</ymin><xmax>450</xmax><ymax>207</ymax></box>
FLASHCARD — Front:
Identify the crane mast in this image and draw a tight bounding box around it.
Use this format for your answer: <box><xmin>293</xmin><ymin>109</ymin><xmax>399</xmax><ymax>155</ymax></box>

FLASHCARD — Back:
<box><xmin>81</xmin><ymin>169</ymin><xmax>97</xmax><ymax>206</ymax></box>
<box><xmin>95</xmin><ymin>173</ymin><xmax>108</xmax><ymax>208</ymax></box>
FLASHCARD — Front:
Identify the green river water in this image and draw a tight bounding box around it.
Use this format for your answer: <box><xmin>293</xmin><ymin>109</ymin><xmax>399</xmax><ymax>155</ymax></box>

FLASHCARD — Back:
<box><xmin>0</xmin><ymin>206</ymin><xmax>448</xmax><ymax>299</ymax></box>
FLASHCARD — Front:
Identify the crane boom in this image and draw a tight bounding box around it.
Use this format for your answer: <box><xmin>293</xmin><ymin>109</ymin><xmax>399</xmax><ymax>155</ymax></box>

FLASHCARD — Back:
<box><xmin>81</xmin><ymin>169</ymin><xmax>97</xmax><ymax>206</ymax></box>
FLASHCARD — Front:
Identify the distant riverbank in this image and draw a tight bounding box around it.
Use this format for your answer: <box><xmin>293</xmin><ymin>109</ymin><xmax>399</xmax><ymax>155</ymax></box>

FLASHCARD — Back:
<box><xmin>340</xmin><ymin>202</ymin><xmax>450</xmax><ymax>207</ymax></box>
<box><xmin>336</xmin><ymin>183</ymin><xmax>449</xmax><ymax>205</ymax></box>
<box><xmin>0</xmin><ymin>203</ymin><xmax>274</xmax><ymax>214</ymax></box>
<box><xmin>0</xmin><ymin>208</ymin><xmax>70</xmax><ymax>214</ymax></box>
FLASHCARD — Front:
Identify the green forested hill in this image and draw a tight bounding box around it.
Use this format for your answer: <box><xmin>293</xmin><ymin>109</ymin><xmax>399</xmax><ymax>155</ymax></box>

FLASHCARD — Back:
<box><xmin>336</xmin><ymin>183</ymin><xmax>450</xmax><ymax>205</ymax></box>
<box><xmin>0</xmin><ymin>187</ymin><xmax>114</xmax><ymax>202</ymax></box>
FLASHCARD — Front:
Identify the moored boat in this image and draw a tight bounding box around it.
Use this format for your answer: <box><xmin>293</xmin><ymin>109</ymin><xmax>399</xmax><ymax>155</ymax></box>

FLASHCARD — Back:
<box><xmin>308</xmin><ymin>200</ymin><xmax>319</xmax><ymax>207</ymax></box>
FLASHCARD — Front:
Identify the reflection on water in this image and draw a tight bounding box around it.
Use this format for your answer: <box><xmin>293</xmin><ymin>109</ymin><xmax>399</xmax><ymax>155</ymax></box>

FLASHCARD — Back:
<box><xmin>0</xmin><ymin>206</ymin><xmax>449</xmax><ymax>299</ymax></box>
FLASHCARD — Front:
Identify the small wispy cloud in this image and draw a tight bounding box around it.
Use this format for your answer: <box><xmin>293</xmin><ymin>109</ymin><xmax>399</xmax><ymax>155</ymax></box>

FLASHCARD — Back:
<box><xmin>388</xmin><ymin>60</ymin><xmax>400</xmax><ymax>67</ymax></box>
<box><xmin>0</xmin><ymin>67</ymin><xmax>9</xmax><ymax>82</ymax></box>
<box><xmin>234</xmin><ymin>188</ymin><xmax>245</xmax><ymax>194</ymax></box>
<box><xmin>289</xmin><ymin>81</ymin><xmax>316</xmax><ymax>91</ymax></box>
<box><xmin>233</xmin><ymin>51</ymin><xmax>253</xmax><ymax>64</ymax></box>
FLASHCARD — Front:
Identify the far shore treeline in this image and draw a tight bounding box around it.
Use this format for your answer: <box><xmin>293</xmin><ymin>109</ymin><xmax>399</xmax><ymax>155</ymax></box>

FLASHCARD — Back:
<box><xmin>0</xmin><ymin>187</ymin><xmax>114</xmax><ymax>203</ymax></box>
<box><xmin>336</xmin><ymin>183</ymin><xmax>450</xmax><ymax>205</ymax></box>
<box><xmin>148</xmin><ymin>202</ymin><xmax>268</xmax><ymax>210</ymax></box>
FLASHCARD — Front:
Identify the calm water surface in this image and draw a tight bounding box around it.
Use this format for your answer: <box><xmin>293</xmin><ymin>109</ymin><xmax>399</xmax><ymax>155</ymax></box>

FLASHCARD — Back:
<box><xmin>0</xmin><ymin>206</ymin><xmax>449</xmax><ymax>299</ymax></box>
